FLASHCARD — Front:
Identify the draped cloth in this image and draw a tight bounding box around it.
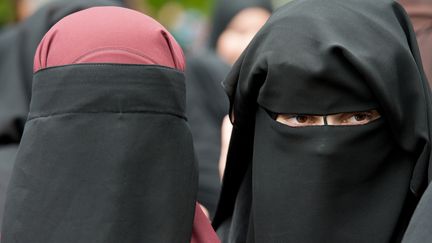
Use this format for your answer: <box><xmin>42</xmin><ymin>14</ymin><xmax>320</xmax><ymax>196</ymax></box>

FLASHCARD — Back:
<box><xmin>212</xmin><ymin>0</ymin><xmax>432</xmax><ymax>242</ymax></box>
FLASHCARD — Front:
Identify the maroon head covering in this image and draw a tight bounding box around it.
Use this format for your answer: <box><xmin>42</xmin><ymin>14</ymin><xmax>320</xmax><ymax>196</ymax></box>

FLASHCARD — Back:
<box><xmin>399</xmin><ymin>0</ymin><xmax>432</xmax><ymax>85</ymax></box>
<box><xmin>34</xmin><ymin>6</ymin><xmax>185</xmax><ymax>71</ymax></box>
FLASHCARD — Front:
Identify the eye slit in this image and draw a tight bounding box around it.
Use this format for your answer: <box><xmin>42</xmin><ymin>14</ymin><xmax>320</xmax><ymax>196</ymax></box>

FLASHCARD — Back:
<box><xmin>274</xmin><ymin>110</ymin><xmax>380</xmax><ymax>127</ymax></box>
<box><xmin>275</xmin><ymin>114</ymin><xmax>324</xmax><ymax>127</ymax></box>
<box><xmin>327</xmin><ymin>109</ymin><xmax>381</xmax><ymax>126</ymax></box>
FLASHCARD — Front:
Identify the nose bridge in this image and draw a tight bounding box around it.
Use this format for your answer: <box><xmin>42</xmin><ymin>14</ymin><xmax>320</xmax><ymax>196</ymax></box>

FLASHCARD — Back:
<box><xmin>312</xmin><ymin>129</ymin><xmax>336</xmax><ymax>157</ymax></box>
<box><xmin>312</xmin><ymin>115</ymin><xmax>328</xmax><ymax>126</ymax></box>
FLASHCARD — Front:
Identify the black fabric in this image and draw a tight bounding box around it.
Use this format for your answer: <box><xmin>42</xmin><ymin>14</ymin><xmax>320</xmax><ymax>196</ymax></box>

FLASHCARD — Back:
<box><xmin>403</xmin><ymin>183</ymin><xmax>432</xmax><ymax>242</ymax></box>
<box><xmin>208</xmin><ymin>0</ymin><xmax>272</xmax><ymax>49</ymax></box>
<box><xmin>213</xmin><ymin>0</ymin><xmax>432</xmax><ymax>242</ymax></box>
<box><xmin>253</xmin><ymin>108</ymin><xmax>414</xmax><ymax>242</ymax></box>
<box><xmin>1</xmin><ymin>64</ymin><xmax>198</xmax><ymax>243</ymax></box>
<box><xmin>185</xmin><ymin>50</ymin><xmax>230</xmax><ymax>217</ymax></box>
<box><xmin>0</xmin><ymin>0</ymin><xmax>121</xmax><ymax>231</ymax></box>
<box><xmin>0</xmin><ymin>145</ymin><xmax>18</xmax><ymax>229</ymax></box>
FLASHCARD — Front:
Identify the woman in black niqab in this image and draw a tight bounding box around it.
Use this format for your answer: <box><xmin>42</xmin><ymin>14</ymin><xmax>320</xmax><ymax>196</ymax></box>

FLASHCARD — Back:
<box><xmin>212</xmin><ymin>0</ymin><xmax>432</xmax><ymax>242</ymax></box>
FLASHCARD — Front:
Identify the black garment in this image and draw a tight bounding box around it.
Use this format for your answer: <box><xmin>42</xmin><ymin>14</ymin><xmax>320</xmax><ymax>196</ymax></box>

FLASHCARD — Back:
<box><xmin>0</xmin><ymin>0</ymin><xmax>121</xmax><ymax>230</ymax></box>
<box><xmin>208</xmin><ymin>0</ymin><xmax>272</xmax><ymax>49</ymax></box>
<box><xmin>403</xmin><ymin>183</ymin><xmax>432</xmax><ymax>242</ymax></box>
<box><xmin>186</xmin><ymin>50</ymin><xmax>230</xmax><ymax>217</ymax></box>
<box><xmin>212</xmin><ymin>0</ymin><xmax>432</xmax><ymax>242</ymax></box>
<box><xmin>0</xmin><ymin>145</ymin><xmax>18</xmax><ymax>229</ymax></box>
<box><xmin>1</xmin><ymin>64</ymin><xmax>198</xmax><ymax>242</ymax></box>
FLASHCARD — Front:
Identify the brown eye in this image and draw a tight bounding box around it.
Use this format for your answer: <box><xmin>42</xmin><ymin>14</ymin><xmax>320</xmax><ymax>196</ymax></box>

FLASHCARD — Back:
<box><xmin>295</xmin><ymin>115</ymin><xmax>309</xmax><ymax>123</ymax></box>
<box><xmin>353</xmin><ymin>113</ymin><xmax>367</xmax><ymax>121</ymax></box>
<box><xmin>276</xmin><ymin>114</ymin><xmax>324</xmax><ymax>127</ymax></box>
<box><xmin>327</xmin><ymin>109</ymin><xmax>381</xmax><ymax>126</ymax></box>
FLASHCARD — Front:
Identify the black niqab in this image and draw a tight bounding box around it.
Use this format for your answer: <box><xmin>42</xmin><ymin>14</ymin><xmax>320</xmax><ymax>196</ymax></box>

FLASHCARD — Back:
<box><xmin>213</xmin><ymin>0</ymin><xmax>432</xmax><ymax>242</ymax></box>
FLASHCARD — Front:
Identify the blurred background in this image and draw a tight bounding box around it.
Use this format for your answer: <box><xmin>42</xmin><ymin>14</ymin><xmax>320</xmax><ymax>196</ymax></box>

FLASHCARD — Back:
<box><xmin>0</xmin><ymin>0</ymin><xmax>291</xmax><ymax>53</ymax></box>
<box><xmin>0</xmin><ymin>0</ymin><xmax>209</xmax><ymax>52</ymax></box>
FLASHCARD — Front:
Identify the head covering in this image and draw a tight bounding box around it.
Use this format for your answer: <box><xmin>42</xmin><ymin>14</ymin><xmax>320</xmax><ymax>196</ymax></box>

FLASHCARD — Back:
<box><xmin>1</xmin><ymin>6</ymin><xmax>200</xmax><ymax>242</ymax></box>
<box><xmin>399</xmin><ymin>0</ymin><xmax>432</xmax><ymax>86</ymax></box>
<box><xmin>398</xmin><ymin>2</ymin><xmax>432</xmax><ymax>235</ymax></box>
<box><xmin>33</xmin><ymin>6</ymin><xmax>184</xmax><ymax>71</ymax></box>
<box><xmin>212</xmin><ymin>0</ymin><xmax>432</xmax><ymax>242</ymax></box>
<box><xmin>191</xmin><ymin>203</ymin><xmax>222</xmax><ymax>243</ymax></box>
<box><xmin>0</xmin><ymin>0</ymin><xmax>121</xmax><ymax>230</ymax></box>
<box><xmin>208</xmin><ymin>0</ymin><xmax>272</xmax><ymax>49</ymax></box>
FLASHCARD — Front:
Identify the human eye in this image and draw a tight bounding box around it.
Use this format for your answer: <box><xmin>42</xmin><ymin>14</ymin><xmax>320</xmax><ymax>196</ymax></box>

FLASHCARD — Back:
<box><xmin>328</xmin><ymin>109</ymin><xmax>381</xmax><ymax>126</ymax></box>
<box><xmin>276</xmin><ymin>114</ymin><xmax>324</xmax><ymax>127</ymax></box>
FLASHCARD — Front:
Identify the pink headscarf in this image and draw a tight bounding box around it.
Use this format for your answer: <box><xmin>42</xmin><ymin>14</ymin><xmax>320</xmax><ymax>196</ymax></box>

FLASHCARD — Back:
<box><xmin>32</xmin><ymin>6</ymin><xmax>218</xmax><ymax>242</ymax></box>
<box><xmin>34</xmin><ymin>6</ymin><xmax>185</xmax><ymax>72</ymax></box>
<box><xmin>192</xmin><ymin>204</ymin><xmax>221</xmax><ymax>243</ymax></box>
<box><xmin>399</xmin><ymin>0</ymin><xmax>432</xmax><ymax>85</ymax></box>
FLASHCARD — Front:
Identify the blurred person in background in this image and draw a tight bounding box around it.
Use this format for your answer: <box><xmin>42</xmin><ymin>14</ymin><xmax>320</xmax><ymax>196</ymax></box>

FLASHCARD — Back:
<box><xmin>1</xmin><ymin>6</ymin><xmax>219</xmax><ymax>242</ymax></box>
<box><xmin>0</xmin><ymin>0</ymin><xmax>122</xmax><ymax>230</ymax></box>
<box><xmin>399</xmin><ymin>0</ymin><xmax>432</xmax><ymax>86</ymax></box>
<box><xmin>185</xmin><ymin>0</ymin><xmax>272</xmax><ymax>219</ymax></box>
<box><xmin>208</xmin><ymin>0</ymin><xmax>272</xmax><ymax>66</ymax></box>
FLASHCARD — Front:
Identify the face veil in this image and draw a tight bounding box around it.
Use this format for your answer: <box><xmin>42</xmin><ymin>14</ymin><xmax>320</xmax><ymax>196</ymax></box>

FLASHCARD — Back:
<box><xmin>212</xmin><ymin>0</ymin><xmax>432</xmax><ymax>242</ymax></box>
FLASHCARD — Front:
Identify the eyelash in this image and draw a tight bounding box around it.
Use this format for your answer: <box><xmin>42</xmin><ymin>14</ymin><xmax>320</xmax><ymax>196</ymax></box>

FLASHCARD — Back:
<box><xmin>340</xmin><ymin>112</ymin><xmax>374</xmax><ymax>124</ymax></box>
<box><xmin>283</xmin><ymin>115</ymin><xmax>322</xmax><ymax>126</ymax></box>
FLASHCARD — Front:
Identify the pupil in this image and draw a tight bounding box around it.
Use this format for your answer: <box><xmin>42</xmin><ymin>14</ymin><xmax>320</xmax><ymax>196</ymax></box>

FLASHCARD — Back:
<box><xmin>354</xmin><ymin>114</ymin><xmax>366</xmax><ymax>121</ymax></box>
<box><xmin>296</xmin><ymin>116</ymin><xmax>308</xmax><ymax>123</ymax></box>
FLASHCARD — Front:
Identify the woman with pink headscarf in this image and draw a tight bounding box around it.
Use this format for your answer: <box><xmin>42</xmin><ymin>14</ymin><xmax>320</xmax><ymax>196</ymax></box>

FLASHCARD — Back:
<box><xmin>1</xmin><ymin>6</ymin><xmax>219</xmax><ymax>243</ymax></box>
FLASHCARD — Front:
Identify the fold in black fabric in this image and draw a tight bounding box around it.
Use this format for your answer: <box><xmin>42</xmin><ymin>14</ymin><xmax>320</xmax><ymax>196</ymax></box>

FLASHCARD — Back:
<box><xmin>29</xmin><ymin>64</ymin><xmax>186</xmax><ymax>119</ymax></box>
<box><xmin>212</xmin><ymin>0</ymin><xmax>432</xmax><ymax>242</ymax></box>
<box><xmin>0</xmin><ymin>0</ymin><xmax>122</xmax><ymax>230</ymax></box>
<box><xmin>403</xmin><ymin>182</ymin><xmax>432</xmax><ymax>242</ymax></box>
<box><xmin>1</xmin><ymin>64</ymin><xmax>198</xmax><ymax>243</ymax></box>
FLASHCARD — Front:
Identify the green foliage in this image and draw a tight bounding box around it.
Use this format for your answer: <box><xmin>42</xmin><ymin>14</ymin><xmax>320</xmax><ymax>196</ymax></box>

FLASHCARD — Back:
<box><xmin>146</xmin><ymin>0</ymin><xmax>213</xmax><ymax>14</ymax></box>
<box><xmin>0</xmin><ymin>0</ymin><xmax>215</xmax><ymax>27</ymax></box>
<box><xmin>0</xmin><ymin>0</ymin><xmax>15</xmax><ymax>26</ymax></box>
